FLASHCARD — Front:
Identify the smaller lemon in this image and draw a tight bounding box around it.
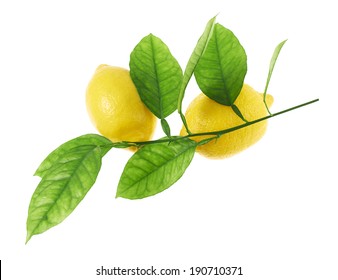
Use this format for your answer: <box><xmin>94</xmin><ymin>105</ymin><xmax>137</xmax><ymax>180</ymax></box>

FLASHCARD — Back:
<box><xmin>180</xmin><ymin>84</ymin><xmax>273</xmax><ymax>159</ymax></box>
<box><xmin>86</xmin><ymin>65</ymin><xmax>157</xmax><ymax>144</ymax></box>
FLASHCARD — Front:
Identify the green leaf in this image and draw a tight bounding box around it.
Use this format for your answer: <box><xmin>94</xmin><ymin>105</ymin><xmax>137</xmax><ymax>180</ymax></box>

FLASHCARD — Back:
<box><xmin>130</xmin><ymin>34</ymin><xmax>183</xmax><ymax>119</ymax></box>
<box><xmin>35</xmin><ymin>134</ymin><xmax>112</xmax><ymax>178</ymax></box>
<box><xmin>160</xmin><ymin>118</ymin><xmax>171</xmax><ymax>137</ymax></box>
<box><xmin>263</xmin><ymin>39</ymin><xmax>287</xmax><ymax>114</ymax></box>
<box><xmin>177</xmin><ymin>15</ymin><xmax>217</xmax><ymax>117</ymax></box>
<box><xmin>194</xmin><ymin>23</ymin><xmax>247</xmax><ymax>106</ymax></box>
<box><xmin>116</xmin><ymin>138</ymin><xmax>196</xmax><ymax>199</ymax></box>
<box><xmin>27</xmin><ymin>135</ymin><xmax>113</xmax><ymax>243</ymax></box>
<box><xmin>231</xmin><ymin>104</ymin><xmax>248</xmax><ymax>123</ymax></box>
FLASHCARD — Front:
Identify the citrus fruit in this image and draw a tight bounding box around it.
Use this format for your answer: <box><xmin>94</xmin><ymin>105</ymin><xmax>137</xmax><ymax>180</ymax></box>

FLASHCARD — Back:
<box><xmin>180</xmin><ymin>84</ymin><xmax>273</xmax><ymax>159</ymax></box>
<box><xmin>86</xmin><ymin>65</ymin><xmax>157</xmax><ymax>144</ymax></box>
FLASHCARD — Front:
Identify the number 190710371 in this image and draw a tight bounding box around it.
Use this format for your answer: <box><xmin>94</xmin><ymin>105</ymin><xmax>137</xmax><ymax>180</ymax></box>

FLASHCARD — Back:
<box><xmin>189</xmin><ymin>266</ymin><xmax>243</xmax><ymax>276</ymax></box>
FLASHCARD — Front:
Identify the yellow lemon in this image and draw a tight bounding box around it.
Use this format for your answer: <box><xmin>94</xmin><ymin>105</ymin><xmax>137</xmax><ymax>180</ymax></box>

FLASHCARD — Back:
<box><xmin>180</xmin><ymin>84</ymin><xmax>273</xmax><ymax>159</ymax></box>
<box><xmin>86</xmin><ymin>65</ymin><xmax>157</xmax><ymax>144</ymax></box>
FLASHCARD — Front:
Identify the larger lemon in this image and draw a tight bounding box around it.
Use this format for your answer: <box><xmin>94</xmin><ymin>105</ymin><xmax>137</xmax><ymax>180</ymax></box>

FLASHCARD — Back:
<box><xmin>86</xmin><ymin>65</ymin><xmax>157</xmax><ymax>143</ymax></box>
<box><xmin>180</xmin><ymin>84</ymin><xmax>273</xmax><ymax>159</ymax></box>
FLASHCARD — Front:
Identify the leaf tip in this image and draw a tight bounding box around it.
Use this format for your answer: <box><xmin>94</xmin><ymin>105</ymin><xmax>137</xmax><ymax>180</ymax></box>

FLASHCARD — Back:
<box><xmin>115</xmin><ymin>191</ymin><xmax>121</xmax><ymax>199</ymax></box>
<box><xmin>25</xmin><ymin>232</ymin><xmax>32</xmax><ymax>244</ymax></box>
<box><xmin>280</xmin><ymin>39</ymin><xmax>288</xmax><ymax>48</ymax></box>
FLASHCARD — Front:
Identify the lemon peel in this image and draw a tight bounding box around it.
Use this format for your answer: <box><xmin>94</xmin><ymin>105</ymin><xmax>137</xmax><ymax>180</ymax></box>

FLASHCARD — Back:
<box><xmin>180</xmin><ymin>84</ymin><xmax>273</xmax><ymax>159</ymax></box>
<box><xmin>86</xmin><ymin>65</ymin><xmax>157</xmax><ymax>145</ymax></box>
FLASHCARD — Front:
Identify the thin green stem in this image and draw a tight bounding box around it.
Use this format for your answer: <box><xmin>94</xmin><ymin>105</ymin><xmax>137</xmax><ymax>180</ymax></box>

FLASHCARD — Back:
<box><xmin>264</xmin><ymin>98</ymin><xmax>272</xmax><ymax>115</ymax></box>
<box><xmin>191</xmin><ymin>98</ymin><xmax>319</xmax><ymax>139</ymax></box>
<box><xmin>179</xmin><ymin>112</ymin><xmax>192</xmax><ymax>134</ymax></box>
<box><xmin>263</xmin><ymin>39</ymin><xmax>288</xmax><ymax>115</ymax></box>
<box><xmin>106</xmin><ymin>98</ymin><xmax>319</xmax><ymax>148</ymax></box>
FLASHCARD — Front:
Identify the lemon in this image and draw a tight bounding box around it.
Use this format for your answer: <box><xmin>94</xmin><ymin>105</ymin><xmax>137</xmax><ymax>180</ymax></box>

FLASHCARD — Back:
<box><xmin>86</xmin><ymin>65</ymin><xmax>157</xmax><ymax>144</ymax></box>
<box><xmin>180</xmin><ymin>84</ymin><xmax>273</xmax><ymax>159</ymax></box>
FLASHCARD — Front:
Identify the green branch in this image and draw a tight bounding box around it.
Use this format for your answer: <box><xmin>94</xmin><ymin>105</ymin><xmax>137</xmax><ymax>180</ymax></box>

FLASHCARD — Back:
<box><xmin>108</xmin><ymin>98</ymin><xmax>319</xmax><ymax>148</ymax></box>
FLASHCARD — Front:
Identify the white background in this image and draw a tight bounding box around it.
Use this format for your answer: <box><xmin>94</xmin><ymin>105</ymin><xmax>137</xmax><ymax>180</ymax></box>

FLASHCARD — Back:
<box><xmin>0</xmin><ymin>0</ymin><xmax>337</xmax><ymax>279</ymax></box>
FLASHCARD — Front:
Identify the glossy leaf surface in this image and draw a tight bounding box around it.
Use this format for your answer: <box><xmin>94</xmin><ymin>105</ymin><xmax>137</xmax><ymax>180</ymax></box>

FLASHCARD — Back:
<box><xmin>195</xmin><ymin>23</ymin><xmax>247</xmax><ymax>106</ymax></box>
<box><xmin>130</xmin><ymin>34</ymin><xmax>182</xmax><ymax>119</ymax></box>
<box><xmin>116</xmin><ymin>138</ymin><xmax>196</xmax><ymax>199</ymax></box>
